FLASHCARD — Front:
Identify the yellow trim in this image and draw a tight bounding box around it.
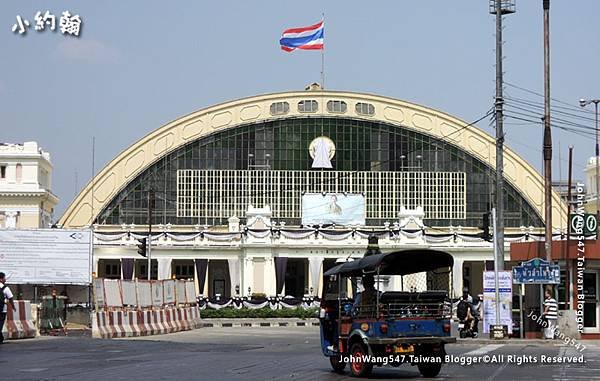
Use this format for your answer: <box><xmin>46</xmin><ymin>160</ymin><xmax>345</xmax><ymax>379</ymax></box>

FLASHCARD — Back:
<box><xmin>59</xmin><ymin>90</ymin><xmax>567</xmax><ymax>228</ymax></box>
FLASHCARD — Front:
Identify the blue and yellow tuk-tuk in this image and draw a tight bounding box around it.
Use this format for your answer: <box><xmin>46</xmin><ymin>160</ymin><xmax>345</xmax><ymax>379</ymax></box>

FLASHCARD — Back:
<box><xmin>319</xmin><ymin>249</ymin><xmax>456</xmax><ymax>378</ymax></box>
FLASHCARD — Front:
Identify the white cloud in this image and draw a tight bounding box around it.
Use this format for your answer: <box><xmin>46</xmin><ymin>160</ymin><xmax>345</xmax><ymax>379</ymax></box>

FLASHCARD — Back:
<box><xmin>55</xmin><ymin>39</ymin><xmax>120</xmax><ymax>63</ymax></box>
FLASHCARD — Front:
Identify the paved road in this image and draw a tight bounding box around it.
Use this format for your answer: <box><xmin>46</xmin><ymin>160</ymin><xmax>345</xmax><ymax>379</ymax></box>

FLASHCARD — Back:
<box><xmin>1</xmin><ymin>327</ymin><xmax>599</xmax><ymax>380</ymax></box>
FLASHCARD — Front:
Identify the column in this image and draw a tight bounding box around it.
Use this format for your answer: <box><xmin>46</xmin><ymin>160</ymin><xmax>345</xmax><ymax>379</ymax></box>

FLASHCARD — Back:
<box><xmin>308</xmin><ymin>257</ymin><xmax>323</xmax><ymax>296</ymax></box>
<box><xmin>92</xmin><ymin>256</ymin><xmax>100</xmax><ymax>278</ymax></box>
<box><xmin>264</xmin><ymin>257</ymin><xmax>276</xmax><ymax>296</ymax></box>
<box><xmin>242</xmin><ymin>256</ymin><xmax>254</xmax><ymax>297</ymax></box>
<box><xmin>227</xmin><ymin>257</ymin><xmax>241</xmax><ymax>296</ymax></box>
<box><xmin>452</xmin><ymin>258</ymin><xmax>464</xmax><ymax>299</ymax></box>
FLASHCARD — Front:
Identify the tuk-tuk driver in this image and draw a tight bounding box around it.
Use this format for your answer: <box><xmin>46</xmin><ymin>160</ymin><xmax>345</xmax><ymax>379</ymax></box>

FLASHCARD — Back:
<box><xmin>353</xmin><ymin>274</ymin><xmax>380</xmax><ymax>316</ymax></box>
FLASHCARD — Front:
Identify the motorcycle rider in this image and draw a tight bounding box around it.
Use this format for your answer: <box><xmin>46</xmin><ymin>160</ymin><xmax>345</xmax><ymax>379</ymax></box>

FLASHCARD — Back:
<box><xmin>456</xmin><ymin>288</ymin><xmax>475</xmax><ymax>337</ymax></box>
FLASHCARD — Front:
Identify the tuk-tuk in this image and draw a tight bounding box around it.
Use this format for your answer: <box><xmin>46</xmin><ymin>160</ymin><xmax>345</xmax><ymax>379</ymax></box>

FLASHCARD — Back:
<box><xmin>319</xmin><ymin>249</ymin><xmax>456</xmax><ymax>378</ymax></box>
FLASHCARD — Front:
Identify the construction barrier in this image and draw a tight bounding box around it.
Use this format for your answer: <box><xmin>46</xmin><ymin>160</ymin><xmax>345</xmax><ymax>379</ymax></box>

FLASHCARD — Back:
<box><xmin>2</xmin><ymin>300</ymin><xmax>38</xmax><ymax>340</ymax></box>
<box><xmin>91</xmin><ymin>278</ymin><xmax>200</xmax><ymax>339</ymax></box>
<box><xmin>92</xmin><ymin>279</ymin><xmax>197</xmax><ymax>310</ymax></box>
<box><xmin>92</xmin><ymin>306</ymin><xmax>201</xmax><ymax>339</ymax></box>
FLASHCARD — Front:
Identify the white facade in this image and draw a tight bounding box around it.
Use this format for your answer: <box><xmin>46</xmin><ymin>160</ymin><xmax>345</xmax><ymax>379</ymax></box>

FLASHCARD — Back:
<box><xmin>0</xmin><ymin>141</ymin><xmax>59</xmax><ymax>229</ymax></box>
<box><xmin>91</xmin><ymin>207</ymin><xmax>533</xmax><ymax>300</ymax></box>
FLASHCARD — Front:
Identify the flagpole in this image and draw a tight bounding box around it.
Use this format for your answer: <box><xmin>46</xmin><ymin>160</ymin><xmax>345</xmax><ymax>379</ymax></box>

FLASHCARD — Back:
<box><xmin>321</xmin><ymin>13</ymin><xmax>325</xmax><ymax>89</ymax></box>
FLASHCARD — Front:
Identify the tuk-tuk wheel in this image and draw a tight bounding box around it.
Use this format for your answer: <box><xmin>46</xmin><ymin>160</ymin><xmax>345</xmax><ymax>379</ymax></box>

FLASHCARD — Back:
<box><xmin>329</xmin><ymin>355</ymin><xmax>346</xmax><ymax>373</ymax></box>
<box><xmin>417</xmin><ymin>362</ymin><xmax>442</xmax><ymax>378</ymax></box>
<box><xmin>349</xmin><ymin>343</ymin><xmax>373</xmax><ymax>377</ymax></box>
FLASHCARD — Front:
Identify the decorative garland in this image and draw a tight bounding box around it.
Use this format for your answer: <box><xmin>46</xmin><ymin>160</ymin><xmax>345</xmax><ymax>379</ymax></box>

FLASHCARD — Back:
<box><xmin>96</xmin><ymin>228</ymin><xmax>581</xmax><ymax>245</ymax></box>
<box><xmin>197</xmin><ymin>296</ymin><xmax>321</xmax><ymax>310</ymax></box>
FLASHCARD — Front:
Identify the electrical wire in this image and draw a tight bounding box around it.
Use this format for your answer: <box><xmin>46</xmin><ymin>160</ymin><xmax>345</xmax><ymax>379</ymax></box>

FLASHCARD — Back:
<box><xmin>505</xmin><ymin>82</ymin><xmax>596</xmax><ymax>114</ymax></box>
<box><xmin>505</xmin><ymin>95</ymin><xmax>597</xmax><ymax>122</ymax></box>
<box><xmin>504</xmin><ymin>104</ymin><xmax>597</xmax><ymax>134</ymax></box>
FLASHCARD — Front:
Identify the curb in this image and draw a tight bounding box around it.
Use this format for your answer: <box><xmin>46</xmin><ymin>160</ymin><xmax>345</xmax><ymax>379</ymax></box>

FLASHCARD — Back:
<box><xmin>456</xmin><ymin>338</ymin><xmax>570</xmax><ymax>345</ymax></box>
<box><xmin>198</xmin><ymin>318</ymin><xmax>320</xmax><ymax>328</ymax></box>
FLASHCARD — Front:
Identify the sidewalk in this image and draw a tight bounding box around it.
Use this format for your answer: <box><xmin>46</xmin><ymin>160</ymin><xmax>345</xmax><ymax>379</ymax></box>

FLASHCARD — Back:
<box><xmin>199</xmin><ymin>318</ymin><xmax>320</xmax><ymax>328</ymax></box>
<box><xmin>456</xmin><ymin>337</ymin><xmax>600</xmax><ymax>345</ymax></box>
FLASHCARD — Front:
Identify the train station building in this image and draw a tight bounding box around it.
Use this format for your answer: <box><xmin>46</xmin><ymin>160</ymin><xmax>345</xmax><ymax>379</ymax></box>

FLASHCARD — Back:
<box><xmin>59</xmin><ymin>85</ymin><xmax>584</xmax><ymax>330</ymax></box>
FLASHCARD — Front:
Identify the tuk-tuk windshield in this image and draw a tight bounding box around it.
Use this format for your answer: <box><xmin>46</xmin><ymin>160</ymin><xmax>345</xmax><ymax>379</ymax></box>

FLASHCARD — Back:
<box><xmin>322</xmin><ymin>274</ymin><xmax>358</xmax><ymax>301</ymax></box>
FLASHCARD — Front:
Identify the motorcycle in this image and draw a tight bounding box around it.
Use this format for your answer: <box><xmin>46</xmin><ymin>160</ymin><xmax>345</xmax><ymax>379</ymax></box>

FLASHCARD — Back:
<box><xmin>458</xmin><ymin>318</ymin><xmax>476</xmax><ymax>338</ymax></box>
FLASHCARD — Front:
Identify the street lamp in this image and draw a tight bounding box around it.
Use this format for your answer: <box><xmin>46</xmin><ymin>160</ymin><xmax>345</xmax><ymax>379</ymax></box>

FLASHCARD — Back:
<box><xmin>579</xmin><ymin>98</ymin><xmax>600</xmax><ymax>235</ymax></box>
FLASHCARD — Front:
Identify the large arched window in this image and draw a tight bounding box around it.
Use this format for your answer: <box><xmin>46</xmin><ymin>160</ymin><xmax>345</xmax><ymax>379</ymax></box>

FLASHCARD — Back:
<box><xmin>97</xmin><ymin>117</ymin><xmax>543</xmax><ymax>228</ymax></box>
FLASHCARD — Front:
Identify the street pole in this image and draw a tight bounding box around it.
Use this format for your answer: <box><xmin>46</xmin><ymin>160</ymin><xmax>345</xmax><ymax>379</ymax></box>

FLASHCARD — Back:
<box><xmin>594</xmin><ymin>99</ymin><xmax>600</xmax><ymax>229</ymax></box>
<box><xmin>494</xmin><ymin>0</ymin><xmax>505</xmax><ymax>271</ymax></box>
<box><xmin>147</xmin><ymin>190</ymin><xmax>154</xmax><ymax>280</ymax></box>
<box><xmin>579</xmin><ymin>99</ymin><xmax>600</xmax><ymax>237</ymax></box>
<box><xmin>566</xmin><ymin>145</ymin><xmax>573</xmax><ymax>309</ymax></box>
<box><xmin>543</xmin><ymin>0</ymin><xmax>553</xmax><ymax>262</ymax></box>
<box><xmin>492</xmin><ymin>208</ymin><xmax>501</xmax><ymax>326</ymax></box>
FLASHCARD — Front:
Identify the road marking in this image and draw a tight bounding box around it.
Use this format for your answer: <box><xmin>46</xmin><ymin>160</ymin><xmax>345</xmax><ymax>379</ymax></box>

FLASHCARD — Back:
<box><xmin>463</xmin><ymin>344</ymin><xmax>504</xmax><ymax>356</ymax></box>
<box><xmin>553</xmin><ymin>344</ymin><xmax>600</xmax><ymax>381</ymax></box>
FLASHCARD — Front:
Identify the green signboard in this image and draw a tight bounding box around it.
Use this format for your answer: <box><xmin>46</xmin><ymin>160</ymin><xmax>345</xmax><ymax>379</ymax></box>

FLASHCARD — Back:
<box><xmin>569</xmin><ymin>213</ymin><xmax>598</xmax><ymax>236</ymax></box>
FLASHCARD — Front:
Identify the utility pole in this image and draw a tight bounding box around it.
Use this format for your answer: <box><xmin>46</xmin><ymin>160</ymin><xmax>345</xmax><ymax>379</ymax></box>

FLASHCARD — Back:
<box><xmin>492</xmin><ymin>208</ymin><xmax>501</xmax><ymax>326</ymax></box>
<box><xmin>543</xmin><ymin>0</ymin><xmax>553</xmax><ymax>262</ymax></box>
<box><xmin>566</xmin><ymin>145</ymin><xmax>573</xmax><ymax>308</ymax></box>
<box><xmin>491</xmin><ymin>0</ymin><xmax>515</xmax><ymax>270</ymax></box>
<box><xmin>579</xmin><ymin>99</ymin><xmax>600</xmax><ymax>238</ymax></box>
<box><xmin>147</xmin><ymin>190</ymin><xmax>155</xmax><ymax>280</ymax></box>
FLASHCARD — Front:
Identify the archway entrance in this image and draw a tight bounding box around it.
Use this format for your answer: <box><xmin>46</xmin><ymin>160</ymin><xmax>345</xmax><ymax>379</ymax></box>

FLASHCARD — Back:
<box><xmin>208</xmin><ymin>260</ymin><xmax>230</xmax><ymax>298</ymax></box>
<box><xmin>284</xmin><ymin>258</ymin><xmax>308</xmax><ymax>297</ymax></box>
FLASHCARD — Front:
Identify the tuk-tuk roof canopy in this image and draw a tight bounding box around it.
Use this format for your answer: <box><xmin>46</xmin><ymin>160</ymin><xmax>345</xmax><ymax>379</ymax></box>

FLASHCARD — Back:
<box><xmin>323</xmin><ymin>249</ymin><xmax>454</xmax><ymax>277</ymax></box>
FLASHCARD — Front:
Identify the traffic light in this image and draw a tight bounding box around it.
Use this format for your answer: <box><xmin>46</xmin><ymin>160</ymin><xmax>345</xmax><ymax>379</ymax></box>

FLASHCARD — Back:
<box><xmin>137</xmin><ymin>238</ymin><xmax>147</xmax><ymax>257</ymax></box>
<box><xmin>481</xmin><ymin>212</ymin><xmax>491</xmax><ymax>242</ymax></box>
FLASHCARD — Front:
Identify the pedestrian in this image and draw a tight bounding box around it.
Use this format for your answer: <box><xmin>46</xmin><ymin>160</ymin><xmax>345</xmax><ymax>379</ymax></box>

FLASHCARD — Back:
<box><xmin>543</xmin><ymin>288</ymin><xmax>558</xmax><ymax>339</ymax></box>
<box><xmin>471</xmin><ymin>295</ymin><xmax>482</xmax><ymax>338</ymax></box>
<box><xmin>0</xmin><ymin>272</ymin><xmax>16</xmax><ymax>344</ymax></box>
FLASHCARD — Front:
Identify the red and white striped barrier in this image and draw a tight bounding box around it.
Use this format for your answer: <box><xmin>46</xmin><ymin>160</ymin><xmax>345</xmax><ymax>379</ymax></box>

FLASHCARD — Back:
<box><xmin>2</xmin><ymin>300</ymin><xmax>38</xmax><ymax>340</ymax></box>
<box><xmin>186</xmin><ymin>306</ymin><xmax>201</xmax><ymax>328</ymax></box>
<box><xmin>149</xmin><ymin>310</ymin><xmax>166</xmax><ymax>335</ymax></box>
<box><xmin>92</xmin><ymin>306</ymin><xmax>200</xmax><ymax>339</ymax></box>
<box><xmin>178</xmin><ymin>308</ymin><xmax>191</xmax><ymax>330</ymax></box>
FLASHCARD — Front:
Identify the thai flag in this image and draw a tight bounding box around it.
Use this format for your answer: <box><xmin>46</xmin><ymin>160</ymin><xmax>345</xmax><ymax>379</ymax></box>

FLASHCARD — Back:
<box><xmin>280</xmin><ymin>20</ymin><xmax>324</xmax><ymax>52</ymax></box>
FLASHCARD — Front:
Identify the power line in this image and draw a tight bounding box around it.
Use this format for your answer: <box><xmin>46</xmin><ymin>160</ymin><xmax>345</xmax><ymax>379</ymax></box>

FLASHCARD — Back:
<box><xmin>505</xmin><ymin>82</ymin><xmax>595</xmax><ymax>113</ymax></box>
<box><xmin>502</xmin><ymin>101</ymin><xmax>597</xmax><ymax>133</ymax></box>
<box><xmin>504</xmin><ymin>114</ymin><xmax>596</xmax><ymax>140</ymax></box>
<box><xmin>504</xmin><ymin>137</ymin><xmax>586</xmax><ymax>169</ymax></box>
<box><xmin>505</xmin><ymin>95</ymin><xmax>597</xmax><ymax>122</ymax></box>
<box><xmin>504</xmin><ymin>103</ymin><xmax>597</xmax><ymax>133</ymax></box>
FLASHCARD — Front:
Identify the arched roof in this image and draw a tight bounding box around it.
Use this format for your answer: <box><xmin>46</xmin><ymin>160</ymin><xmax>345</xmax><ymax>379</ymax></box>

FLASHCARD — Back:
<box><xmin>60</xmin><ymin>90</ymin><xmax>567</xmax><ymax>228</ymax></box>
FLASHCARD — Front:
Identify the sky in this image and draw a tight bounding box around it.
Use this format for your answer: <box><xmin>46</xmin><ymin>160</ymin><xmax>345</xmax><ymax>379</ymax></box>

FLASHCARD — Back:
<box><xmin>2</xmin><ymin>1</ymin><xmax>600</xmax><ymax>219</ymax></box>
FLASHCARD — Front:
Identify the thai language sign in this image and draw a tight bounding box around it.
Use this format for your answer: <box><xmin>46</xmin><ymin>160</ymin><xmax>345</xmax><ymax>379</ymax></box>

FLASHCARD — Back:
<box><xmin>301</xmin><ymin>193</ymin><xmax>366</xmax><ymax>226</ymax></box>
<box><xmin>512</xmin><ymin>258</ymin><xmax>560</xmax><ymax>284</ymax></box>
<box><xmin>483</xmin><ymin>271</ymin><xmax>513</xmax><ymax>334</ymax></box>
<box><xmin>0</xmin><ymin>229</ymin><xmax>91</xmax><ymax>285</ymax></box>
